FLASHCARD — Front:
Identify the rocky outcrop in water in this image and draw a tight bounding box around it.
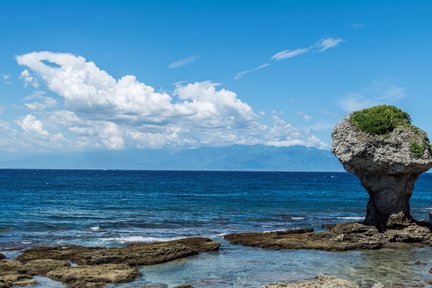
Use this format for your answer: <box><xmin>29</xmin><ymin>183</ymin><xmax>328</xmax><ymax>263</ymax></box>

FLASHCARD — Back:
<box><xmin>263</xmin><ymin>275</ymin><xmax>358</xmax><ymax>288</ymax></box>
<box><xmin>0</xmin><ymin>237</ymin><xmax>219</xmax><ymax>288</ymax></box>
<box><xmin>225</xmin><ymin>217</ymin><xmax>432</xmax><ymax>251</ymax></box>
<box><xmin>332</xmin><ymin>105</ymin><xmax>432</xmax><ymax>228</ymax></box>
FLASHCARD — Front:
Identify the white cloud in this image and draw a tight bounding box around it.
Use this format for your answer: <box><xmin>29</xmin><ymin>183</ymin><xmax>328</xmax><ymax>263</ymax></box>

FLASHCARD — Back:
<box><xmin>19</xmin><ymin>69</ymin><xmax>39</xmax><ymax>88</ymax></box>
<box><xmin>17</xmin><ymin>114</ymin><xmax>49</xmax><ymax>137</ymax></box>
<box><xmin>14</xmin><ymin>51</ymin><xmax>327</xmax><ymax>151</ymax></box>
<box><xmin>298</xmin><ymin>112</ymin><xmax>312</xmax><ymax>122</ymax></box>
<box><xmin>234</xmin><ymin>63</ymin><xmax>270</xmax><ymax>80</ymax></box>
<box><xmin>2</xmin><ymin>74</ymin><xmax>12</xmax><ymax>85</ymax></box>
<box><xmin>314</xmin><ymin>37</ymin><xmax>343</xmax><ymax>52</ymax></box>
<box><xmin>168</xmin><ymin>56</ymin><xmax>199</xmax><ymax>69</ymax></box>
<box><xmin>235</xmin><ymin>36</ymin><xmax>343</xmax><ymax>79</ymax></box>
<box><xmin>25</xmin><ymin>96</ymin><xmax>57</xmax><ymax>110</ymax></box>
<box><xmin>339</xmin><ymin>83</ymin><xmax>406</xmax><ymax>112</ymax></box>
<box><xmin>271</xmin><ymin>48</ymin><xmax>309</xmax><ymax>61</ymax></box>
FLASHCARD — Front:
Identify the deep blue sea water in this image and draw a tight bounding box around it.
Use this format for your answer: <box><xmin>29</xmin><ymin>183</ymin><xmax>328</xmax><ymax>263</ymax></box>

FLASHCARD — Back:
<box><xmin>1</xmin><ymin>170</ymin><xmax>432</xmax><ymax>287</ymax></box>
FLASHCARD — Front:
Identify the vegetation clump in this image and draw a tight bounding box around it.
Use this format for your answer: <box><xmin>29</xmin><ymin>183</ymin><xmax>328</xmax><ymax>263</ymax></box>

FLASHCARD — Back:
<box><xmin>410</xmin><ymin>142</ymin><xmax>429</xmax><ymax>159</ymax></box>
<box><xmin>350</xmin><ymin>105</ymin><xmax>411</xmax><ymax>135</ymax></box>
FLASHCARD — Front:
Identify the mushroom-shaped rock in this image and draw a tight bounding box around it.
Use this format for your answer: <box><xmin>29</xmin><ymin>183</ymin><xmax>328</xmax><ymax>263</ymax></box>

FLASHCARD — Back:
<box><xmin>332</xmin><ymin>105</ymin><xmax>432</xmax><ymax>228</ymax></box>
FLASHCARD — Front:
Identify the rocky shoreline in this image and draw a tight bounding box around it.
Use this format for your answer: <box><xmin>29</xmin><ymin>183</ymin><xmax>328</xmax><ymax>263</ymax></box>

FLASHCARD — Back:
<box><xmin>4</xmin><ymin>218</ymin><xmax>432</xmax><ymax>287</ymax></box>
<box><xmin>0</xmin><ymin>237</ymin><xmax>219</xmax><ymax>288</ymax></box>
<box><xmin>225</xmin><ymin>212</ymin><xmax>432</xmax><ymax>251</ymax></box>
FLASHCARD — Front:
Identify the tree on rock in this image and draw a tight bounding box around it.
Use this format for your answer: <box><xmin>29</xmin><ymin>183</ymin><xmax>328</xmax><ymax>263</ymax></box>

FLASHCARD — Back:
<box><xmin>332</xmin><ymin>105</ymin><xmax>432</xmax><ymax>229</ymax></box>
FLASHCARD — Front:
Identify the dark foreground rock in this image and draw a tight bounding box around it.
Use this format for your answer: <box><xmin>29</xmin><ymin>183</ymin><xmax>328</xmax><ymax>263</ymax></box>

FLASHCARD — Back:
<box><xmin>225</xmin><ymin>215</ymin><xmax>432</xmax><ymax>251</ymax></box>
<box><xmin>0</xmin><ymin>237</ymin><xmax>219</xmax><ymax>288</ymax></box>
<box><xmin>263</xmin><ymin>275</ymin><xmax>358</xmax><ymax>288</ymax></box>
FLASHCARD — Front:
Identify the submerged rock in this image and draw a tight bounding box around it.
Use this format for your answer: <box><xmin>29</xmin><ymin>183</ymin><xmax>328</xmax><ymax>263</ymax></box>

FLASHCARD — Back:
<box><xmin>263</xmin><ymin>275</ymin><xmax>358</xmax><ymax>288</ymax></box>
<box><xmin>225</xmin><ymin>221</ymin><xmax>432</xmax><ymax>251</ymax></box>
<box><xmin>332</xmin><ymin>105</ymin><xmax>432</xmax><ymax>228</ymax></box>
<box><xmin>1</xmin><ymin>237</ymin><xmax>219</xmax><ymax>287</ymax></box>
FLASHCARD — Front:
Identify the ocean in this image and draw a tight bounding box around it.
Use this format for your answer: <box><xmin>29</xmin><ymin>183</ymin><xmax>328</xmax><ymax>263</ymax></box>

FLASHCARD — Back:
<box><xmin>1</xmin><ymin>170</ymin><xmax>432</xmax><ymax>287</ymax></box>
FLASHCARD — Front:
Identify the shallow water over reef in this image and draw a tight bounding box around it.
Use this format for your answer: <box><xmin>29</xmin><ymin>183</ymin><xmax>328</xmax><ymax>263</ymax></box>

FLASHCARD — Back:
<box><xmin>2</xmin><ymin>170</ymin><xmax>432</xmax><ymax>287</ymax></box>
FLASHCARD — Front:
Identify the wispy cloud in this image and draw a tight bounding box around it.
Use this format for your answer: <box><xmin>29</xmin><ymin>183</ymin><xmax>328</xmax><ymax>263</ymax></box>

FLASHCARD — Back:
<box><xmin>297</xmin><ymin>111</ymin><xmax>312</xmax><ymax>122</ymax></box>
<box><xmin>349</xmin><ymin>23</ymin><xmax>365</xmax><ymax>30</ymax></box>
<box><xmin>168</xmin><ymin>56</ymin><xmax>200</xmax><ymax>69</ymax></box>
<box><xmin>314</xmin><ymin>37</ymin><xmax>343</xmax><ymax>52</ymax></box>
<box><xmin>339</xmin><ymin>82</ymin><xmax>406</xmax><ymax>112</ymax></box>
<box><xmin>234</xmin><ymin>63</ymin><xmax>270</xmax><ymax>80</ymax></box>
<box><xmin>235</xmin><ymin>36</ymin><xmax>343</xmax><ymax>80</ymax></box>
<box><xmin>271</xmin><ymin>48</ymin><xmax>309</xmax><ymax>61</ymax></box>
<box><xmin>2</xmin><ymin>74</ymin><xmax>12</xmax><ymax>85</ymax></box>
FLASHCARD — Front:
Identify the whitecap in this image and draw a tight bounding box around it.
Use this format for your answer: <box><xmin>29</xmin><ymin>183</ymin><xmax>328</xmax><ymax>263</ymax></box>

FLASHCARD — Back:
<box><xmin>291</xmin><ymin>217</ymin><xmax>305</xmax><ymax>220</ymax></box>
<box><xmin>336</xmin><ymin>216</ymin><xmax>364</xmax><ymax>220</ymax></box>
<box><xmin>101</xmin><ymin>236</ymin><xmax>185</xmax><ymax>244</ymax></box>
<box><xmin>89</xmin><ymin>226</ymin><xmax>100</xmax><ymax>231</ymax></box>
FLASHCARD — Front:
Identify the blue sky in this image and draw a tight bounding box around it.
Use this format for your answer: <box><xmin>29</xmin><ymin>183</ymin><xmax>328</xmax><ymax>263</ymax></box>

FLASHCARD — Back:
<box><xmin>0</xmin><ymin>0</ymin><xmax>431</xmax><ymax>155</ymax></box>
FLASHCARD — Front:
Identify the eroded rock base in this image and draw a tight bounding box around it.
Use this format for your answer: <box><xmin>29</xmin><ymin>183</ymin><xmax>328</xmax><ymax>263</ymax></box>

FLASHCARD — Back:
<box><xmin>0</xmin><ymin>237</ymin><xmax>219</xmax><ymax>288</ymax></box>
<box><xmin>225</xmin><ymin>213</ymin><xmax>432</xmax><ymax>251</ymax></box>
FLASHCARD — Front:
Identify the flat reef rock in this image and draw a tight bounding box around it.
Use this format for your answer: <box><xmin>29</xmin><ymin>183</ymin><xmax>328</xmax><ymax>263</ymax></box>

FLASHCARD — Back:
<box><xmin>0</xmin><ymin>237</ymin><xmax>219</xmax><ymax>288</ymax></box>
<box><xmin>224</xmin><ymin>215</ymin><xmax>432</xmax><ymax>251</ymax></box>
<box><xmin>263</xmin><ymin>275</ymin><xmax>358</xmax><ymax>288</ymax></box>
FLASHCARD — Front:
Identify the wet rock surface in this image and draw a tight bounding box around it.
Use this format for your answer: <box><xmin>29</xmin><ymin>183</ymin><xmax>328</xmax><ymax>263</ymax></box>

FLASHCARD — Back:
<box><xmin>46</xmin><ymin>264</ymin><xmax>139</xmax><ymax>288</ymax></box>
<box><xmin>224</xmin><ymin>217</ymin><xmax>432</xmax><ymax>251</ymax></box>
<box><xmin>0</xmin><ymin>237</ymin><xmax>219</xmax><ymax>287</ymax></box>
<box><xmin>263</xmin><ymin>275</ymin><xmax>358</xmax><ymax>288</ymax></box>
<box><xmin>332</xmin><ymin>107</ymin><xmax>432</xmax><ymax>227</ymax></box>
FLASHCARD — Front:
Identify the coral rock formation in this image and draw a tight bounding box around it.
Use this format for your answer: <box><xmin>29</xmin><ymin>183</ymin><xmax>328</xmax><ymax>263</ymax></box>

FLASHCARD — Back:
<box><xmin>0</xmin><ymin>237</ymin><xmax>219</xmax><ymax>288</ymax></box>
<box><xmin>332</xmin><ymin>105</ymin><xmax>432</xmax><ymax>228</ymax></box>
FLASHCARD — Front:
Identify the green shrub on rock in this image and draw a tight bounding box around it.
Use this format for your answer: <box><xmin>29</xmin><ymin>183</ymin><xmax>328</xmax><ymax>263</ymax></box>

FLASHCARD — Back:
<box><xmin>350</xmin><ymin>105</ymin><xmax>411</xmax><ymax>135</ymax></box>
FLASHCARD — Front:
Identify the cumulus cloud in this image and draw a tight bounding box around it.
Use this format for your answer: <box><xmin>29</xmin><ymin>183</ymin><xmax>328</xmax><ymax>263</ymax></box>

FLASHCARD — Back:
<box><xmin>19</xmin><ymin>69</ymin><xmax>39</xmax><ymax>88</ymax></box>
<box><xmin>25</xmin><ymin>96</ymin><xmax>57</xmax><ymax>110</ymax></box>
<box><xmin>14</xmin><ymin>51</ymin><xmax>326</xmax><ymax>151</ymax></box>
<box><xmin>315</xmin><ymin>37</ymin><xmax>343</xmax><ymax>52</ymax></box>
<box><xmin>168</xmin><ymin>56</ymin><xmax>199</xmax><ymax>69</ymax></box>
<box><xmin>17</xmin><ymin>114</ymin><xmax>49</xmax><ymax>136</ymax></box>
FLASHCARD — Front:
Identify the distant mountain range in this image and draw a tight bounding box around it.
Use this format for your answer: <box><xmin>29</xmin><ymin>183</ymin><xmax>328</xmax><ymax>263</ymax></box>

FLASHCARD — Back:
<box><xmin>0</xmin><ymin>145</ymin><xmax>344</xmax><ymax>171</ymax></box>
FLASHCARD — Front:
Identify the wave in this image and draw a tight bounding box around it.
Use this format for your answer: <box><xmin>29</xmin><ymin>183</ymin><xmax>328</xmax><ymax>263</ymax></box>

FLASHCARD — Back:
<box><xmin>101</xmin><ymin>236</ymin><xmax>185</xmax><ymax>244</ymax></box>
<box><xmin>336</xmin><ymin>216</ymin><xmax>364</xmax><ymax>220</ymax></box>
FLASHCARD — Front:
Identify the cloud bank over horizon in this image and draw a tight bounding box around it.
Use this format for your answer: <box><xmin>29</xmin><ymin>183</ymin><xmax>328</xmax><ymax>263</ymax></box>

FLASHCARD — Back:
<box><xmin>2</xmin><ymin>51</ymin><xmax>327</xmax><ymax>152</ymax></box>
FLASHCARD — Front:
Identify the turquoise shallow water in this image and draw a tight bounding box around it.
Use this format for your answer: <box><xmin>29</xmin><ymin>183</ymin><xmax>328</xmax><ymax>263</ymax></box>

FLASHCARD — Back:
<box><xmin>1</xmin><ymin>170</ymin><xmax>432</xmax><ymax>287</ymax></box>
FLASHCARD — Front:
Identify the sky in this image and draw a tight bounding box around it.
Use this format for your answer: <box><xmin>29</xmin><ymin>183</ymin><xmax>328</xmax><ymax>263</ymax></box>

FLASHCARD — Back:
<box><xmin>0</xmin><ymin>0</ymin><xmax>431</xmax><ymax>157</ymax></box>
